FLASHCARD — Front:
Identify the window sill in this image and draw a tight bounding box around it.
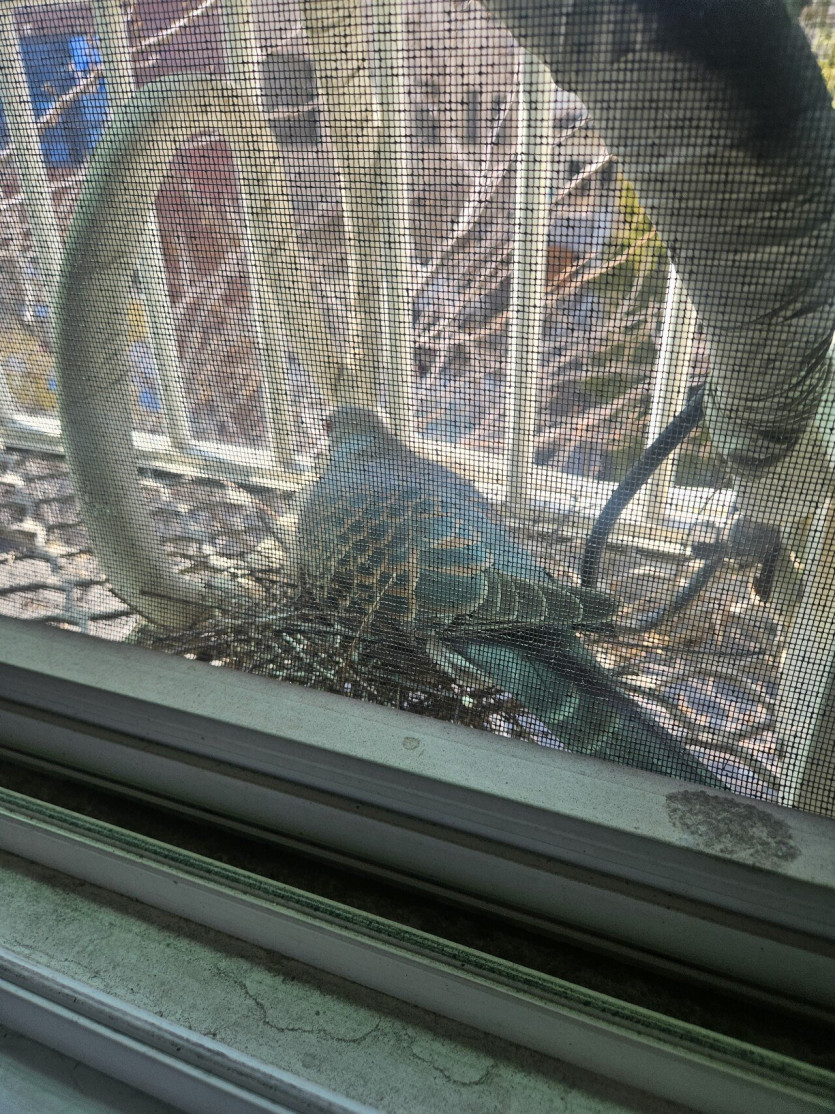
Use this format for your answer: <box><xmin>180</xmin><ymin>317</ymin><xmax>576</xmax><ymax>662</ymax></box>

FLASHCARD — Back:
<box><xmin>0</xmin><ymin>796</ymin><xmax>832</xmax><ymax>1114</ymax></box>
<box><xmin>0</xmin><ymin>617</ymin><xmax>832</xmax><ymax>1015</ymax></box>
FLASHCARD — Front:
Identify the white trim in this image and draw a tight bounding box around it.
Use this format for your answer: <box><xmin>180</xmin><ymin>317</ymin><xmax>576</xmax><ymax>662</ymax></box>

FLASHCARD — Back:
<box><xmin>0</xmin><ymin>618</ymin><xmax>832</xmax><ymax>1010</ymax></box>
<box><xmin>0</xmin><ymin>946</ymin><xmax>376</xmax><ymax>1114</ymax></box>
<box><xmin>0</xmin><ymin>795</ymin><xmax>831</xmax><ymax>1114</ymax></box>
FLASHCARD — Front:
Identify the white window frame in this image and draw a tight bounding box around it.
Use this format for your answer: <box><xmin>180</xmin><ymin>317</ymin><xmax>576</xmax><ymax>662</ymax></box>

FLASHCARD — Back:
<box><xmin>1</xmin><ymin>616</ymin><xmax>832</xmax><ymax>1007</ymax></box>
<box><xmin>0</xmin><ymin>4</ymin><xmax>833</xmax><ymax>1108</ymax></box>
<box><xmin>0</xmin><ymin>615</ymin><xmax>833</xmax><ymax>1112</ymax></box>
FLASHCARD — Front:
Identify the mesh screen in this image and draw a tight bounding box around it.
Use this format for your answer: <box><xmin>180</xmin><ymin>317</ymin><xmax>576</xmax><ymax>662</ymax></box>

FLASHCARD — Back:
<box><xmin>0</xmin><ymin>0</ymin><xmax>833</xmax><ymax>812</ymax></box>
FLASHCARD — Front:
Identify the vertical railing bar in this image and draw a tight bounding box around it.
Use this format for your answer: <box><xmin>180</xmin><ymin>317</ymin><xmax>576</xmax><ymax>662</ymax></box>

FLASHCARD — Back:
<box><xmin>0</xmin><ymin>5</ymin><xmax>64</xmax><ymax>447</ymax></box>
<box><xmin>775</xmin><ymin>355</ymin><xmax>835</xmax><ymax>814</ymax></box>
<box><xmin>221</xmin><ymin>0</ymin><xmax>259</xmax><ymax>90</ymax></box>
<box><xmin>371</xmin><ymin>0</ymin><xmax>414</xmax><ymax>440</ymax></box>
<box><xmin>92</xmin><ymin>0</ymin><xmax>194</xmax><ymax>453</ymax></box>
<box><xmin>638</xmin><ymin>264</ymin><xmax>698</xmax><ymax>524</ymax></box>
<box><xmin>222</xmin><ymin>0</ymin><xmax>297</xmax><ymax>469</ymax></box>
<box><xmin>776</xmin><ymin>488</ymin><xmax>835</xmax><ymax>813</ymax></box>
<box><xmin>506</xmin><ymin>50</ymin><xmax>552</xmax><ymax>513</ymax></box>
<box><xmin>0</xmin><ymin>257</ymin><xmax>20</xmax><ymax>438</ymax></box>
<box><xmin>0</xmin><ymin>7</ymin><xmax>63</xmax><ymax>316</ymax></box>
<box><xmin>0</xmin><ymin>361</ymin><xmax>20</xmax><ymax>437</ymax></box>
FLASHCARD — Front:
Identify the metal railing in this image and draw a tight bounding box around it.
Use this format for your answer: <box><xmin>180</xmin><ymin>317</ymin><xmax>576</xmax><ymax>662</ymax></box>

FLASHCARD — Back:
<box><xmin>0</xmin><ymin>0</ymin><xmax>730</xmax><ymax>545</ymax></box>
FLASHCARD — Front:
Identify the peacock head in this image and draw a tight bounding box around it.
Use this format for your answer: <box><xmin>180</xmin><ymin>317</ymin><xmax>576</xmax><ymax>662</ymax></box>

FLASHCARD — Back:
<box><xmin>325</xmin><ymin>405</ymin><xmax>400</xmax><ymax>460</ymax></box>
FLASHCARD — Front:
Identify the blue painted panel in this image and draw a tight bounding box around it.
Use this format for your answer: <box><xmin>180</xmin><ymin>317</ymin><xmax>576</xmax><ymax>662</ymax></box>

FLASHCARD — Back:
<box><xmin>0</xmin><ymin>33</ymin><xmax>108</xmax><ymax>168</ymax></box>
<box><xmin>69</xmin><ymin>35</ymin><xmax>108</xmax><ymax>157</ymax></box>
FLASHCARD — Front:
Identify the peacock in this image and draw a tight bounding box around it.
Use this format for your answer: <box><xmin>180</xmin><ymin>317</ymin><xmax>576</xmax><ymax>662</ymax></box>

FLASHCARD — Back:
<box><xmin>297</xmin><ymin>406</ymin><xmax>726</xmax><ymax>787</ymax></box>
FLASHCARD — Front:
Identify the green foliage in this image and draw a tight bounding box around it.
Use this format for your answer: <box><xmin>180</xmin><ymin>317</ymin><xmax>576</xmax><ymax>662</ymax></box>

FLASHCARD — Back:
<box><xmin>599</xmin><ymin>427</ymin><xmax>731</xmax><ymax>489</ymax></box>
<box><xmin>582</xmin><ymin>370</ymin><xmax>641</xmax><ymax>405</ymax></box>
<box><xmin>0</xmin><ymin>323</ymin><xmax>56</xmax><ymax>414</ymax></box>
<box><xmin>674</xmin><ymin>427</ymin><xmax>732</xmax><ymax>490</ymax></box>
<box><xmin>615</xmin><ymin>177</ymin><xmax>659</xmax><ymax>249</ymax></box>
<box><xmin>611</xmin><ymin>176</ymin><xmax>667</xmax><ymax>287</ymax></box>
<box><xmin>578</xmin><ymin>174</ymin><xmax>665</xmax><ymax>307</ymax></box>
<box><xmin>802</xmin><ymin>2</ymin><xmax>835</xmax><ymax>99</ymax></box>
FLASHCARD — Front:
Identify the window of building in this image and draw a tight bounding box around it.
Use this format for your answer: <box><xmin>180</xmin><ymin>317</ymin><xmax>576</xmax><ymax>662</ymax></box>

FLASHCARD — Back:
<box><xmin>260</xmin><ymin>50</ymin><xmax>320</xmax><ymax>147</ymax></box>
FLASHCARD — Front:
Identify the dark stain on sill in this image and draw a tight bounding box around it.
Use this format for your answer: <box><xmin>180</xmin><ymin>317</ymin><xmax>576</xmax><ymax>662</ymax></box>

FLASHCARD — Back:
<box><xmin>665</xmin><ymin>790</ymin><xmax>800</xmax><ymax>868</ymax></box>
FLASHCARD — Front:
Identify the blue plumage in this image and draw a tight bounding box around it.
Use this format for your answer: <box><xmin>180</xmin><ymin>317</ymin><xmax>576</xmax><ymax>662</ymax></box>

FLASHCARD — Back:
<box><xmin>298</xmin><ymin>406</ymin><xmax>724</xmax><ymax>787</ymax></box>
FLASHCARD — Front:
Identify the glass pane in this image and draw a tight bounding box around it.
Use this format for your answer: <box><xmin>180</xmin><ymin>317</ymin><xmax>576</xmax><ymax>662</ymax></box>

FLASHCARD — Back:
<box><xmin>1</xmin><ymin>0</ymin><xmax>834</xmax><ymax>814</ymax></box>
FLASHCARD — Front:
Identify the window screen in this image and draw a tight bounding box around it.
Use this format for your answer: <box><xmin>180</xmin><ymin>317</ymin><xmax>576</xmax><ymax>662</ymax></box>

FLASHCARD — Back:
<box><xmin>0</xmin><ymin>0</ymin><xmax>833</xmax><ymax>812</ymax></box>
